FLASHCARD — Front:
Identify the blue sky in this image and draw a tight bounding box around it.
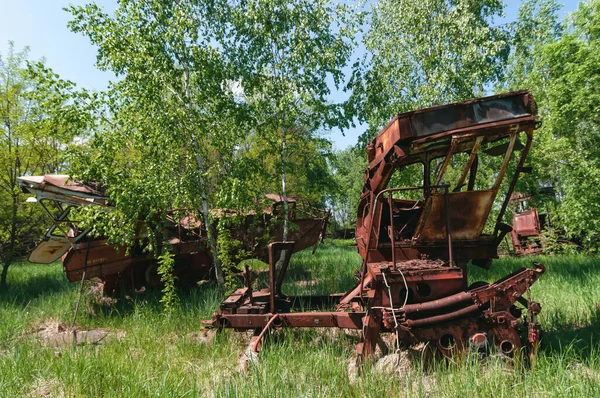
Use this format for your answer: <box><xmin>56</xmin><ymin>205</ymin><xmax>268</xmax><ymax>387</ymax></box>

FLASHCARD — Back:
<box><xmin>0</xmin><ymin>0</ymin><xmax>581</xmax><ymax>150</ymax></box>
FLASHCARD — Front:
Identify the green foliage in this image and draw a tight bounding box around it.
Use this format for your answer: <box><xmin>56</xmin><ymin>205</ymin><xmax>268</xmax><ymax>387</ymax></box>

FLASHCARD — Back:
<box><xmin>505</xmin><ymin>0</ymin><xmax>600</xmax><ymax>251</ymax></box>
<box><xmin>0</xmin><ymin>42</ymin><xmax>86</xmax><ymax>288</ymax></box>
<box><xmin>539</xmin><ymin>226</ymin><xmax>581</xmax><ymax>256</ymax></box>
<box><xmin>220</xmin><ymin>0</ymin><xmax>359</xmax><ymax>239</ymax></box>
<box><xmin>156</xmin><ymin>251</ymin><xmax>179</xmax><ymax>313</ymax></box>
<box><xmin>238</xmin><ymin>127</ymin><xmax>337</xmax><ymax>205</ymax></box>
<box><xmin>65</xmin><ymin>0</ymin><xmax>250</xmax><ymax>287</ymax></box>
<box><xmin>216</xmin><ymin>216</ymin><xmax>251</xmax><ymax>292</ymax></box>
<box><xmin>352</xmin><ymin>0</ymin><xmax>510</xmax><ymax>146</ymax></box>
<box><xmin>328</xmin><ymin>146</ymin><xmax>366</xmax><ymax>229</ymax></box>
<box><xmin>65</xmin><ymin>0</ymin><xmax>358</xmax><ymax>292</ymax></box>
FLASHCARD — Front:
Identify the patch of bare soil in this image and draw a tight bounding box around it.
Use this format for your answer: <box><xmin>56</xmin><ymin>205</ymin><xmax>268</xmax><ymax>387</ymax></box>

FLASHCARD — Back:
<box><xmin>237</xmin><ymin>346</ymin><xmax>259</xmax><ymax>373</ymax></box>
<box><xmin>348</xmin><ymin>341</ymin><xmax>437</xmax><ymax>392</ymax></box>
<box><xmin>28</xmin><ymin>378</ymin><xmax>64</xmax><ymax>398</ymax></box>
<box><xmin>570</xmin><ymin>362</ymin><xmax>600</xmax><ymax>381</ymax></box>
<box><xmin>375</xmin><ymin>348</ymin><xmax>437</xmax><ymax>395</ymax></box>
<box><xmin>185</xmin><ymin>329</ymin><xmax>216</xmax><ymax>345</ymax></box>
<box><xmin>30</xmin><ymin>319</ymin><xmax>125</xmax><ymax>348</ymax></box>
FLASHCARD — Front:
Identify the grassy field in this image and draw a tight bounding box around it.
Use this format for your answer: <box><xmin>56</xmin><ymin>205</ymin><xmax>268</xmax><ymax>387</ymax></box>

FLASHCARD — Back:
<box><xmin>1</xmin><ymin>239</ymin><xmax>599</xmax><ymax>397</ymax></box>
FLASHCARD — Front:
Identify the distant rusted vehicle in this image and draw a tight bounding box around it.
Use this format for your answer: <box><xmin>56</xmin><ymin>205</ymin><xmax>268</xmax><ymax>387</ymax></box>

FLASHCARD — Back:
<box><xmin>17</xmin><ymin>175</ymin><xmax>328</xmax><ymax>294</ymax></box>
<box><xmin>509</xmin><ymin>192</ymin><xmax>547</xmax><ymax>256</ymax></box>
<box><xmin>509</xmin><ymin>189</ymin><xmax>581</xmax><ymax>256</ymax></box>
<box><xmin>210</xmin><ymin>90</ymin><xmax>545</xmax><ymax>363</ymax></box>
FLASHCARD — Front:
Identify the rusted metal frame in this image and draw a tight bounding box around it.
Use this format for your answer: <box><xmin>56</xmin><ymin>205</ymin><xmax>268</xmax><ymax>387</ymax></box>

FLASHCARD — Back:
<box><xmin>467</xmin><ymin>155</ymin><xmax>479</xmax><ymax>191</ymax></box>
<box><xmin>472</xmin><ymin>262</ymin><xmax>545</xmax><ymax>306</ymax></box>
<box><xmin>275</xmin><ymin>244</ymin><xmax>294</xmax><ymax>297</ymax></box>
<box><xmin>494</xmin><ymin>130</ymin><xmax>534</xmax><ymax>236</ymax></box>
<box><xmin>392</xmin><ymin>89</ymin><xmax>531</xmax><ymax>122</ymax></box>
<box><xmin>39</xmin><ymin>200</ymin><xmax>70</xmax><ymax>224</ymax></box>
<box><xmin>411</xmin><ymin>116</ymin><xmax>537</xmax><ymax>147</ymax></box>
<box><xmin>445</xmin><ymin>132</ymin><xmax>517</xmax><ymax>243</ymax></box>
<box><xmin>38</xmin><ymin>201</ymin><xmax>80</xmax><ymax>251</ymax></box>
<box><xmin>405</xmin><ymin>304</ymin><xmax>480</xmax><ymax>328</ymax></box>
<box><xmin>372</xmin><ymin>184</ymin><xmax>449</xmax><ymax>243</ymax></box>
<box><xmin>285</xmin><ymin>294</ymin><xmax>345</xmax><ymax>311</ymax></box>
<box><xmin>34</xmin><ymin>189</ymin><xmax>108</xmax><ymax>207</ymax></box>
<box><xmin>434</xmin><ymin>138</ymin><xmax>459</xmax><ymax>187</ymax></box>
<box><xmin>372</xmin><ymin>185</ymin><xmax>451</xmax><ymax>211</ymax></box>
<box><xmin>454</xmin><ymin>136</ymin><xmax>484</xmax><ymax>191</ymax></box>
<box><xmin>220</xmin><ymin>311</ymin><xmax>366</xmax><ymax>329</ymax></box>
<box><xmin>269</xmin><ymin>252</ymin><xmax>276</xmax><ymax>313</ymax></box>
<box><xmin>244</xmin><ymin>263</ymin><xmax>254</xmax><ymax>303</ymax></box>
<box><xmin>338</xmin><ymin>273</ymin><xmax>373</xmax><ymax>307</ymax></box>
<box><xmin>444</xmin><ymin>188</ymin><xmax>453</xmax><ymax>265</ymax></box>
<box><xmin>359</xmin><ymin>191</ymin><xmax>376</xmax><ymax>303</ymax></box>
<box><xmin>373</xmin><ymin>185</ymin><xmax>448</xmax><ymax>248</ymax></box>
<box><xmin>388</xmin><ymin>195</ymin><xmax>397</xmax><ymax>270</ymax></box>
<box><xmin>402</xmin><ymin>291</ymin><xmax>473</xmax><ymax>315</ymax></box>
<box><xmin>357</xmin><ymin>281</ymin><xmax>383</xmax><ymax>360</ymax></box>
<box><xmin>39</xmin><ymin>201</ymin><xmax>81</xmax><ymax>235</ymax></box>
<box><xmin>491</xmin><ymin>133</ymin><xmax>518</xmax><ymax>191</ymax></box>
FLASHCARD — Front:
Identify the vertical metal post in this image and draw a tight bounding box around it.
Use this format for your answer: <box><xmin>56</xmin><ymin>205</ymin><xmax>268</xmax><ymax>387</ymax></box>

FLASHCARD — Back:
<box><xmin>269</xmin><ymin>252</ymin><xmax>276</xmax><ymax>314</ymax></box>
<box><xmin>444</xmin><ymin>187</ymin><xmax>453</xmax><ymax>265</ymax></box>
<box><xmin>244</xmin><ymin>263</ymin><xmax>253</xmax><ymax>304</ymax></box>
<box><xmin>388</xmin><ymin>194</ymin><xmax>396</xmax><ymax>270</ymax></box>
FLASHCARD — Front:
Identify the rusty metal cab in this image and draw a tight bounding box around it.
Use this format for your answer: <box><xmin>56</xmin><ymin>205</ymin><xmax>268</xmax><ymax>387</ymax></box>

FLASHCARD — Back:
<box><xmin>355</xmin><ymin>91</ymin><xmax>539</xmax><ymax>305</ymax></box>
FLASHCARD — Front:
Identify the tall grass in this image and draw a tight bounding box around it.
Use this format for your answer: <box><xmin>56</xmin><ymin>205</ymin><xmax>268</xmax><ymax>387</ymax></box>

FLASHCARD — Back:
<box><xmin>0</xmin><ymin>240</ymin><xmax>599</xmax><ymax>397</ymax></box>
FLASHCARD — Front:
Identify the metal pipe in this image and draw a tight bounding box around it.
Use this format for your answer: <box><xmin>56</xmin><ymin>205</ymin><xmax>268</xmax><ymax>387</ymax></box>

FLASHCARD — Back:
<box><xmin>405</xmin><ymin>304</ymin><xmax>480</xmax><ymax>328</ymax></box>
<box><xmin>444</xmin><ymin>187</ymin><xmax>453</xmax><ymax>265</ymax></box>
<box><xmin>402</xmin><ymin>291</ymin><xmax>473</xmax><ymax>315</ymax></box>
<box><xmin>253</xmin><ymin>313</ymin><xmax>280</xmax><ymax>352</ymax></box>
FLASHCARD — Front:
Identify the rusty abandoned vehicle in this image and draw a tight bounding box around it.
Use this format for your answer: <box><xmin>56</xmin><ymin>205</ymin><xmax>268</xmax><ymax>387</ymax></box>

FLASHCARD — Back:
<box><xmin>509</xmin><ymin>192</ymin><xmax>547</xmax><ymax>256</ymax></box>
<box><xmin>17</xmin><ymin>175</ymin><xmax>328</xmax><ymax>295</ymax></box>
<box><xmin>209</xmin><ymin>90</ymin><xmax>545</xmax><ymax>362</ymax></box>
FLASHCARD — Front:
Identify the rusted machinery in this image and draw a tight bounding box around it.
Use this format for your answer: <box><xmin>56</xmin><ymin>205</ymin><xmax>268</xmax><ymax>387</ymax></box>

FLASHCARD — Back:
<box><xmin>210</xmin><ymin>90</ymin><xmax>545</xmax><ymax>362</ymax></box>
<box><xmin>509</xmin><ymin>193</ymin><xmax>547</xmax><ymax>256</ymax></box>
<box><xmin>17</xmin><ymin>175</ymin><xmax>328</xmax><ymax>294</ymax></box>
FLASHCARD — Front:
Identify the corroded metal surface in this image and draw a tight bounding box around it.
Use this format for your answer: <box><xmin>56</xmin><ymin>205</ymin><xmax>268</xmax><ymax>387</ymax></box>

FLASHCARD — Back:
<box><xmin>213</xmin><ymin>91</ymin><xmax>544</xmax><ymax>363</ymax></box>
<box><xmin>18</xmin><ymin>175</ymin><xmax>329</xmax><ymax>294</ymax></box>
<box><xmin>509</xmin><ymin>193</ymin><xmax>545</xmax><ymax>255</ymax></box>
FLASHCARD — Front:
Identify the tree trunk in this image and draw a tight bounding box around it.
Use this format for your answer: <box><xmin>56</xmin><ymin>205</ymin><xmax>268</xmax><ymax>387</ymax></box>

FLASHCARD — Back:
<box><xmin>192</xmin><ymin>141</ymin><xmax>225</xmax><ymax>288</ymax></box>
<box><xmin>280</xmin><ymin>129</ymin><xmax>290</xmax><ymax>242</ymax></box>
<box><xmin>2</xmin><ymin>193</ymin><xmax>19</xmax><ymax>290</ymax></box>
<box><xmin>182</xmin><ymin>67</ymin><xmax>225</xmax><ymax>289</ymax></box>
<box><xmin>0</xmin><ymin>263</ymin><xmax>9</xmax><ymax>290</ymax></box>
<box><xmin>200</xmin><ymin>190</ymin><xmax>225</xmax><ymax>287</ymax></box>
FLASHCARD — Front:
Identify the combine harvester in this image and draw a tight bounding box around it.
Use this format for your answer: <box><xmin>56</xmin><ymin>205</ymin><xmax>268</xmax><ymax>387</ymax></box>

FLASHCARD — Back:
<box><xmin>209</xmin><ymin>90</ymin><xmax>546</xmax><ymax>362</ymax></box>
<box><xmin>17</xmin><ymin>175</ymin><xmax>328</xmax><ymax>295</ymax></box>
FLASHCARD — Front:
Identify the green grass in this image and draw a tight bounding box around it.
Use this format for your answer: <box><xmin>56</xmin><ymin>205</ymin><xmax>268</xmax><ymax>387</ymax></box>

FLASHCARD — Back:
<box><xmin>1</xmin><ymin>240</ymin><xmax>599</xmax><ymax>397</ymax></box>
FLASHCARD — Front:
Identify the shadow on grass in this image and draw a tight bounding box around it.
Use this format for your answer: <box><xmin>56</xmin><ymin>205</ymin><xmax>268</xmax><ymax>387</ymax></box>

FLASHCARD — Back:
<box><xmin>87</xmin><ymin>281</ymin><xmax>223</xmax><ymax>321</ymax></box>
<box><xmin>0</xmin><ymin>268</ymin><xmax>73</xmax><ymax>306</ymax></box>
<box><xmin>542</xmin><ymin>305</ymin><xmax>600</xmax><ymax>361</ymax></box>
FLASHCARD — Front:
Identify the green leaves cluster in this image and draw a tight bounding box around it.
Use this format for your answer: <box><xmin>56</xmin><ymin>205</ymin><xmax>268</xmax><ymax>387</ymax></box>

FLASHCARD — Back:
<box><xmin>156</xmin><ymin>252</ymin><xmax>179</xmax><ymax>313</ymax></box>
<box><xmin>65</xmin><ymin>0</ymin><xmax>358</xmax><ymax>291</ymax></box>
<box><xmin>505</xmin><ymin>0</ymin><xmax>600</xmax><ymax>250</ymax></box>
<box><xmin>351</xmin><ymin>0</ymin><xmax>510</xmax><ymax>146</ymax></box>
<box><xmin>0</xmin><ymin>42</ymin><xmax>88</xmax><ymax>289</ymax></box>
<box><xmin>328</xmin><ymin>146</ymin><xmax>366</xmax><ymax>230</ymax></box>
